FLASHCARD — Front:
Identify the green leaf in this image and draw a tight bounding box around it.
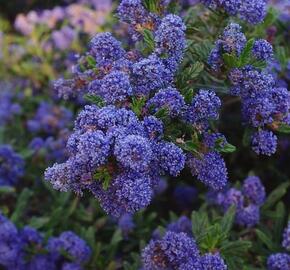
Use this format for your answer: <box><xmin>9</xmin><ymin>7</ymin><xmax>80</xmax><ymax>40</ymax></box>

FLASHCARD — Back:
<box><xmin>0</xmin><ymin>186</ymin><xmax>15</xmax><ymax>194</ymax></box>
<box><xmin>191</xmin><ymin>211</ymin><xmax>209</xmax><ymax>242</ymax></box>
<box><xmin>86</xmin><ymin>55</ymin><xmax>96</xmax><ymax>68</ymax></box>
<box><xmin>239</xmin><ymin>38</ymin><xmax>255</xmax><ymax>66</ymax></box>
<box><xmin>11</xmin><ymin>188</ymin><xmax>33</xmax><ymax>225</ymax></box>
<box><xmin>94</xmin><ymin>167</ymin><xmax>112</xmax><ymax>190</ymax></box>
<box><xmin>143</xmin><ymin>0</ymin><xmax>159</xmax><ymax>13</ymax></box>
<box><xmin>262</xmin><ymin>182</ymin><xmax>290</xmax><ymax>210</ymax></box>
<box><xmin>277</xmin><ymin>123</ymin><xmax>290</xmax><ymax>134</ymax></box>
<box><xmin>131</xmin><ymin>97</ymin><xmax>146</xmax><ymax>117</ymax></box>
<box><xmin>242</xmin><ymin>128</ymin><xmax>252</xmax><ymax>147</ymax></box>
<box><xmin>154</xmin><ymin>107</ymin><xmax>169</xmax><ymax>119</ymax></box>
<box><xmin>255</xmin><ymin>229</ymin><xmax>273</xmax><ymax>250</ymax></box>
<box><xmin>183</xmin><ymin>141</ymin><xmax>199</xmax><ymax>153</ymax></box>
<box><xmin>142</xmin><ymin>29</ymin><xmax>155</xmax><ymax>54</ymax></box>
<box><xmin>217</xmin><ymin>143</ymin><xmax>236</xmax><ymax>153</ymax></box>
<box><xmin>222</xmin><ymin>53</ymin><xmax>239</xmax><ymax>68</ymax></box>
<box><xmin>187</xmin><ymin>62</ymin><xmax>204</xmax><ymax>80</ymax></box>
<box><xmin>220</xmin><ymin>205</ymin><xmax>236</xmax><ymax>236</ymax></box>
<box><xmin>221</xmin><ymin>240</ymin><xmax>252</xmax><ymax>257</ymax></box>
<box><xmin>250</xmin><ymin>60</ymin><xmax>267</xmax><ymax>69</ymax></box>
<box><xmin>84</xmin><ymin>94</ymin><xmax>105</xmax><ymax>107</ymax></box>
<box><xmin>29</xmin><ymin>217</ymin><xmax>50</xmax><ymax>229</ymax></box>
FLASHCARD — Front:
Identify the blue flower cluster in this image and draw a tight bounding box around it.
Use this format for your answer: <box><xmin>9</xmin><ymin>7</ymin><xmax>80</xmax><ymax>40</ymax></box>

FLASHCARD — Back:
<box><xmin>29</xmin><ymin>129</ymin><xmax>70</xmax><ymax>163</ymax></box>
<box><xmin>0</xmin><ymin>82</ymin><xmax>22</xmax><ymax>127</ymax></box>
<box><xmin>0</xmin><ymin>145</ymin><xmax>24</xmax><ymax>186</ymax></box>
<box><xmin>200</xmin><ymin>0</ymin><xmax>267</xmax><ymax>24</ymax></box>
<box><xmin>45</xmin><ymin>105</ymin><xmax>185</xmax><ymax>217</ymax></box>
<box><xmin>210</xmin><ymin>176</ymin><xmax>266</xmax><ymax>227</ymax></box>
<box><xmin>142</xmin><ymin>226</ymin><xmax>228</xmax><ymax>269</ymax></box>
<box><xmin>210</xmin><ymin>23</ymin><xmax>289</xmax><ymax>156</ymax></box>
<box><xmin>267</xmin><ymin>254</ymin><xmax>290</xmax><ymax>270</ymax></box>
<box><xmin>47</xmin><ymin>0</ymin><xmax>232</xmax><ymax>217</ymax></box>
<box><xmin>27</xmin><ymin>101</ymin><xmax>73</xmax><ymax>135</ymax></box>
<box><xmin>0</xmin><ymin>213</ymin><xmax>91</xmax><ymax>270</ymax></box>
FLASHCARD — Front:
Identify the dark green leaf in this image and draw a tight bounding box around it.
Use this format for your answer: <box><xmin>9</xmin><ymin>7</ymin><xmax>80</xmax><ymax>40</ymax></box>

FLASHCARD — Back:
<box><xmin>191</xmin><ymin>211</ymin><xmax>209</xmax><ymax>242</ymax></box>
<box><xmin>11</xmin><ymin>188</ymin><xmax>33</xmax><ymax>224</ymax></box>
<box><xmin>84</xmin><ymin>94</ymin><xmax>105</xmax><ymax>107</ymax></box>
<box><xmin>255</xmin><ymin>229</ymin><xmax>273</xmax><ymax>250</ymax></box>
<box><xmin>217</xmin><ymin>143</ymin><xmax>236</xmax><ymax>153</ymax></box>
<box><xmin>262</xmin><ymin>182</ymin><xmax>290</xmax><ymax>210</ymax></box>
<box><xmin>220</xmin><ymin>205</ymin><xmax>236</xmax><ymax>236</ymax></box>
<box><xmin>239</xmin><ymin>38</ymin><xmax>255</xmax><ymax>66</ymax></box>
<box><xmin>222</xmin><ymin>53</ymin><xmax>239</xmax><ymax>68</ymax></box>
<box><xmin>277</xmin><ymin>123</ymin><xmax>290</xmax><ymax>134</ymax></box>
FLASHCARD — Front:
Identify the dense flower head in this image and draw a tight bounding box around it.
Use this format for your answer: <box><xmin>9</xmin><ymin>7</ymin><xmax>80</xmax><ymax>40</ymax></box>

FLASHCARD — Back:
<box><xmin>0</xmin><ymin>84</ymin><xmax>21</xmax><ymax>126</ymax></box>
<box><xmin>0</xmin><ymin>213</ymin><xmax>91</xmax><ymax>269</ymax></box>
<box><xmin>167</xmin><ymin>216</ymin><xmax>192</xmax><ymax>236</ymax></box>
<box><xmin>156</xmin><ymin>142</ymin><xmax>186</xmax><ymax>177</ymax></box>
<box><xmin>220</xmin><ymin>23</ymin><xmax>247</xmax><ymax>55</ymax></box>
<box><xmin>118</xmin><ymin>213</ymin><xmax>135</xmax><ymax>238</ymax></box>
<box><xmin>47</xmin><ymin>231</ymin><xmax>91</xmax><ymax>264</ymax></box>
<box><xmin>142</xmin><ymin>116</ymin><xmax>163</xmax><ymax>139</ymax></box>
<box><xmin>89</xmin><ymin>71</ymin><xmax>132</xmax><ymax>104</ymax></box>
<box><xmin>242</xmin><ymin>176</ymin><xmax>266</xmax><ymax>206</ymax></box>
<box><xmin>0</xmin><ymin>214</ymin><xmax>22</xmax><ymax>268</ymax></box>
<box><xmin>209</xmin><ymin>175</ymin><xmax>266</xmax><ymax>227</ymax></box>
<box><xmin>147</xmin><ymin>87</ymin><xmax>185</xmax><ymax>117</ymax></box>
<box><xmin>91</xmin><ymin>170</ymin><xmax>154</xmax><ymax>217</ymax></box>
<box><xmin>188</xmin><ymin>151</ymin><xmax>228</xmax><ymax>190</ymax></box>
<box><xmin>267</xmin><ymin>253</ymin><xmax>290</xmax><ymax>270</ymax></box>
<box><xmin>200</xmin><ymin>0</ymin><xmax>267</xmax><ymax>24</ymax></box>
<box><xmin>132</xmin><ymin>55</ymin><xmax>171</xmax><ymax>96</ymax></box>
<box><xmin>251</xmin><ymin>130</ymin><xmax>278</xmax><ymax>156</ymax></box>
<box><xmin>142</xmin><ymin>231</ymin><xmax>200</xmax><ymax>270</ymax></box>
<box><xmin>184</xmin><ymin>89</ymin><xmax>221</xmax><ymax>129</ymax></box>
<box><xmin>27</xmin><ymin>102</ymin><xmax>73</xmax><ymax>135</ymax></box>
<box><xmin>208</xmin><ymin>23</ymin><xmax>246</xmax><ymax>71</ymax></box>
<box><xmin>238</xmin><ymin>0</ymin><xmax>268</xmax><ymax>25</ymax></box>
<box><xmin>0</xmin><ymin>145</ymin><xmax>24</xmax><ymax>186</ymax></box>
<box><xmin>282</xmin><ymin>222</ymin><xmax>290</xmax><ymax>251</ymax></box>
<box><xmin>201</xmin><ymin>253</ymin><xmax>228</xmax><ymax>270</ymax></box>
<box><xmin>252</xmin><ymin>39</ymin><xmax>274</xmax><ymax>61</ymax></box>
<box><xmin>89</xmin><ymin>32</ymin><xmax>125</xmax><ymax>66</ymax></box>
<box><xmin>114</xmin><ymin>135</ymin><xmax>153</xmax><ymax>172</ymax></box>
<box><xmin>203</xmin><ymin>132</ymin><xmax>228</xmax><ymax>150</ymax></box>
<box><xmin>117</xmin><ymin>0</ymin><xmax>150</xmax><ymax>25</ymax></box>
<box><xmin>154</xmin><ymin>14</ymin><xmax>186</xmax><ymax>72</ymax></box>
<box><xmin>215</xmin><ymin>24</ymin><xmax>290</xmax><ymax>156</ymax></box>
<box><xmin>236</xmin><ymin>203</ymin><xmax>260</xmax><ymax>227</ymax></box>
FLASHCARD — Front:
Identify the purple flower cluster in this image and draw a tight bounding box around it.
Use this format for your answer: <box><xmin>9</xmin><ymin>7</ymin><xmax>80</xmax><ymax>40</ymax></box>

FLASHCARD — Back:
<box><xmin>200</xmin><ymin>0</ymin><xmax>268</xmax><ymax>24</ymax></box>
<box><xmin>0</xmin><ymin>145</ymin><xmax>24</xmax><ymax>186</ymax></box>
<box><xmin>27</xmin><ymin>102</ymin><xmax>73</xmax><ymax>135</ymax></box>
<box><xmin>48</xmin><ymin>0</ymin><xmax>232</xmax><ymax>217</ymax></box>
<box><xmin>142</xmin><ymin>228</ymin><xmax>228</xmax><ymax>269</ymax></box>
<box><xmin>267</xmin><ymin>253</ymin><xmax>290</xmax><ymax>270</ymax></box>
<box><xmin>210</xmin><ymin>23</ymin><xmax>289</xmax><ymax>156</ymax></box>
<box><xmin>210</xmin><ymin>176</ymin><xmax>266</xmax><ymax>227</ymax></box>
<box><xmin>14</xmin><ymin>1</ymin><xmax>112</xmax><ymax>49</ymax></box>
<box><xmin>0</xmin><ymin>213</ymin><xmax>91</xmax><ymax>269</ymax></box>
<box><xmin>45</xmin><ymin>105</ymin><xmax>185</xmax><ymax>217</ymax></box>
<box><xmin>29</xmin><ymin>129</ymin><xmax>70</xmax><ymax>163</ymax></box>
<box><xmin>188</xmin><ymin>151</ymin><xmax>228</xmax><ymax>190</ymax></box>
<box><xmin>118</xmin><ymin>213</ymin><xmax>135</xmax><ymax>239</ymax></box>
<box><xmin>55</xmin><ymin>4</ymin><xmax>186</xmax><ymax>100</ymax></box>
<box><xmin>0</xmin><ymin>82</ymin><xmax>21</xmax><ymax>126</ymax></box>
<box><xmin>209</xmin><ymin>23</ymin><xmax>273</xmax><ymax>71</ymax></box>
